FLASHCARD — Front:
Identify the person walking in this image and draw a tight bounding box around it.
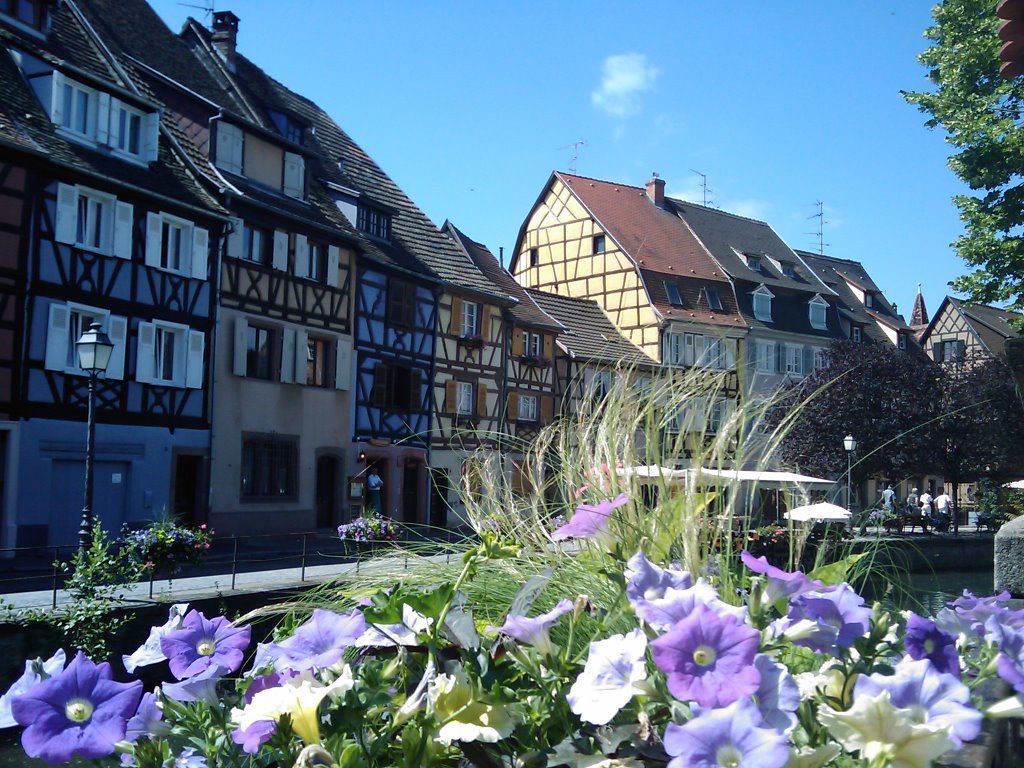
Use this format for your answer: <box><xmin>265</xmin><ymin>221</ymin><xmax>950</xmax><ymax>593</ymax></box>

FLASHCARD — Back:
<box><xmin>919</xmin><ymin>489</ymin><xmax>934</xmax><ymax>534</ymax></box>
<box><xmin>934</xmin><ymin>491</ymin><xmax>952</xmax><ymax>532</ymax></box>
<box><xmin>366</xmin><ymin>466</ymin><xmax>383</xmax><ymax>516</ymax></box>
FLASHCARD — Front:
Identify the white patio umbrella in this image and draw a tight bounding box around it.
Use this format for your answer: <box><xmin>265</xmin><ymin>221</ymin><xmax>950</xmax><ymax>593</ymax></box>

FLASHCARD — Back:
<box><xmin>784</xmin><ymin>502</ymin><xmax>852</xmax><ymax>522</ymax></box>
<box><xmin>1004</xmin><ymin>480</ymin><xmax>1024</xmax><ymax>490</ymax></box>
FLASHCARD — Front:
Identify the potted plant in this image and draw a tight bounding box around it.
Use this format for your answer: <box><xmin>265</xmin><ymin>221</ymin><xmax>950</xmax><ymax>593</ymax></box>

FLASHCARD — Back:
<box><xmin>121</xmin><ymin>518</ymin><xmax>213</xmax><ymax>576</ymax></box>
<box><xmin>458</xmin><ymin>333</ymin><xmax>484</xmax><ymax>349</ymax></box>
<box><xmin>337</xmin><ymin>513</ymin><xmax>400</xmax><ymax>551</ymax></box>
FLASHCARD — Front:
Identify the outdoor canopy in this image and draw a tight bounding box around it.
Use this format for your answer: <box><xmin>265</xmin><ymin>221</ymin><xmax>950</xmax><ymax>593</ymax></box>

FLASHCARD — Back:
<box><xmin>618</xmin><ymin>466</ymin><xmax>833</xmax><ymax>489</ymax></box>
<box><xmin>784</xmin><ymin>502</ymin><xmax>852</xmax><ymax>522</ymax></box>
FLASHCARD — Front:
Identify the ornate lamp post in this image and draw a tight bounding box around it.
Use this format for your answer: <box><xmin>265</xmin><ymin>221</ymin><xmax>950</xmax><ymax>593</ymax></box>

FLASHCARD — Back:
<box><xmin>844</xmin><ymin>434</ymin><xmax>858</xmax><ymax>513</ymax></box>
<box><xmin>76</xmin><ymin>322</ymin><xmax>114</xmax><ymax>552</ymax></box>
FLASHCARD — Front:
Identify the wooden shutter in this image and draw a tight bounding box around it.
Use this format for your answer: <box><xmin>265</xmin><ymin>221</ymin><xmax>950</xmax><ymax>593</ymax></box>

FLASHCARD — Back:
<box><xmin>450</xmin><ymin>297</ymin><xmax>463</xmax><ymax>334</ymax></box>
<box><xmin>232</xmin><ymin>317</ymin><xmax>248</xmax><ymax>376</ymax></box>
<box><xmin>143</xmin><ymin>111</ymin><xmax>159</xmax><ymax>162</ymax></box>
<box><xmin>55</xmin><ymin>184</ymin><xmax>77</xmax><ymax>245</ymax></box>
<box><xmin>112</xmin><ymin>201</ymin><xmax>133</xmax><ymax>260</ymax></box>
<box><xmin>96</xmin><ymin>92</ymin><xmax>110</xmax><ymax>145</ymax></box>
<box><xmin>45</xmin><ymin>303</ymin><xmax>70</xmax><ymax>371</ymax></box>
<box><xmin>476</xmin><ymin>383</ymin><xmax>487</xmax><ymax>417</ymax></box>
<box><xmin>725</xmin><ymin>339</ymin><xmax>737</xmax><ymax>369</ymax></box>
<box><xmin>408</xmin><ymin>369</ymin><xmax>423</xmax><ymax>411</ymax></box>
<box><xmin>540</xmin><ymin>395</ymin><xmax>554</xmax><ymax>424</ymax></box>
<box><xmin>371</xmin><ymin>364</ymin><xmax>388</xmax><ymax>407</ymax></box>
<box><xmin>511</xmin><ymin>330</ymin><xmax>525</xmax><ymax>356</ymax></box>
<box><xmin>272</xmin><ymin>230</ymin><xmax>288</xmax><ymax>271</ymax></box>
<box><xmin>185</xmin><ymin>330</ymin><xmax>205</xmax><ymax>389</ymax></box>
<box><xmin>105</xmin><ymin>315</ymin><xmax>128</xmax><ymax>380</ymax></box>
<box><xmin>136</xmin><ymin>321</ymin><xmax>156</xmax><ymax>384</ymax></box>
<box><xmin>334</xmin><ymin>337</ymin><xmax>351</xmax><ymax>390</ymax></box>
<box><xmin>191</xmin><ymin>226</ymin><xmax>208</xmax><ymax>280</ymax></box>
<box><xmin>283</xmin><ymin>151</ymin><xmax>305</xmax><ymax>198</ymax></box>
<box><xmin>481</xmin><ymin>307</ymin><xmax>491</xmax><ymax>340</ymax></box>
<box><xmin>326</xmin><ymin>245</ymin><xmax>340</xmax><ymax>288</ymax></box>
<box><xmin>145</xmin><ymin>212</ymin><xmax>162</xmax><ymax>267</ymax></box>
<box><xmin>108</xmin><ymin>99</ymin><xmax>122</xmax><ymax>150</ymax></box>
<box><xmin>294</xmin><ymin>330</ymin><xmax>308</xmax><ymax>385</ymax></box>
<box><xmin>507</xmin><ymin>392</ymin><xmax>519</xmax><ymax>422</ymax></box>
<box><xmin>280</xmin><ymin>328</ymin><xmax>296</xmax><ymax>383</ymax></box>
<box><xmin>215</xmin><ymin>122</ymin><xmax>241</xmax><ymax>173</ymax></box>
<box><xmin>445</xmin><ymin>380</ymin><xmax>457</xmax><ymax>414</ymax></box>
<box><xmin>294</xmin><ymin>234</ymin><xmax>309</xmax><ymax>278</ymax></box>
<box><xmin>802</xmin><ymin>346</ymin><xmax>812</xmax><ymax>375</ymax></box>
<box><xmin>226</xmin><ymin>217</ymin><xmax>244</xmax><ymax>259</ymax></box>
<box><xmin>542</xmin><ymin>334</ymin><xmax>553</xmax><ymax>360</ymax></box>
<box><xmin>49</xmin><ymin>72</ymin><xmax>65</xmax><ymax>126</ymax></box>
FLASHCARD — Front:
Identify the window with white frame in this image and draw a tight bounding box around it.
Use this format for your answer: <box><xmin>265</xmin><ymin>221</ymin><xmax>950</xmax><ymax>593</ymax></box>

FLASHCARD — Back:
<box><xmin>74</xmin><ymin>187</ymin><xmax>114</xmax><ymax>253</ymax></box>
<box><xmin>54</xmin><ymin>183</ymin><xmax>134</xmax><ymax>259</ymax></box>
<box><xmin>813</xmin><ymin>347</ymin><xmax>828</xmax><ymax>371</ymax></box>
<box><xmin>455</xmin><ymin>381</ymin><xmax>474</xmax><ymax>416</ymax></box>
<box><xmin>65</xmin><ymin>305</ymin><xmax>106</xmax><ymax>370</ymax></box>
<box><xmin>708</xmin><ymin>400</ymin><xmax>726</xmax><ymax>433</ymax></box>
<box><xmin>809</xmin><ymin>296</ymin><xmax>828</xmax><ymax>330</ymax></box>
<box><xmin>785</xmin><ymin>345</ymin><xmax>803</xmax><ymax>376</ymax></box>
<box><xmin>57</xmin><ymin>78</ymin><xmax>96</xmax><ymax>139</ymax></box>
<box><xmin>136</xmin><ymin>320</ymin><xmax>204</xmax><ymax>389</ymax></box>
<box><xmin>755</xmin><ymin>340</ymin><xmax>776</xmax><ymax>373</ymax></box>
<box><xmin>518</xmin><ymin>393</ymin><xmax>538</xmax><ymax>422</ymax></box>
<box><xmin>852</xmin><ymin>326</ymin><xmax>862</xmax><ymax>343</ymax></box>
<box><xmin>461</xmin><ymin>301</ymin><xmax>479</xmax><ymax>337</ymax></box>
<box><xmin>746</xmin><ymin>254</ymin><xmax>762</xmax><ymax>272</ymax></box>
<box><xmin>667</xmin><ymin>332</ymin><xmax>705</xmax><ymax>366</ymax></box>
<box><xmin>591</xmin><ymin>370</ymin><xmax>612</xmax><ymax>398</ymax></box>
<box><xmin>522</xmin><ymin>331</ymin><xmax>542</xmax><ymax>358</ymax></box>
<box><xmin>865</xmin><ymin>293</ymin><xmax>874</xmax><ymax>308</ymax></box>
<box><xmin>160</xmin><ymin>218</ymin><xmax>188</xmax><ymax>273</ymax></box>
<box><xmin>110</xmin><ymin>100</ymin><xmax>144</xmax><ymax>159</ymax></box>
<box><xmin>145</xmin><ymin>212</ymin><xmax>208</xmax><ymax>279</ymax></box>
<box><xmin>752</xmin><ymin>286</ymin><xmax>774</xmax><ymax>322</ymax></box>
<box><xmin>702</xmin><ymin>337</ymin><xmax>730</xmax><ymax>369</ymax></box>
<box><xmin>898</xmin><ymin>334</ymin><xmax>907</xmax><ymax>351</ymax></box>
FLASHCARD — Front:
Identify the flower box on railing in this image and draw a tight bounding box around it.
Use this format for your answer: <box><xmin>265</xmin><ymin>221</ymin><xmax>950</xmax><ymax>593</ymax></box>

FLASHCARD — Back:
<box><xmin>458</xmin><ymin>334</ymin><xmax>485</xmax><ymax>349</ymax></box>
<box><xmin>519</xmin><ymin>354</ymin><xmax>548</xmax><ymax>367</ymax></box>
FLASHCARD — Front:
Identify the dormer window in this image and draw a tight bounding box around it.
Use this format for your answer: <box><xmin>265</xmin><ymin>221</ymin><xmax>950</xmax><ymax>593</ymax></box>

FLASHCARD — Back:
<box><xmin>746</xmin><ymin>254</ymin><xmax>762</xmax><ymax>272</ymax></box>
<box><xmin>1</xmin><ymin>0</ymin><xmax>47</xmax><ymax>33</ymax></box>
<box><xmin>705</xmin><ymin>287</ymin><xmax>724</xmax><ymax>311</ymax></box>
<box><xmin>269</xmin><ymin>110</ymin><xmax>304</xmax><ymax>144</ymax></box>
<box><xmin>864</xmin><ymin>292</ymin><xmax>875</xmax><ymax>308</ymax></box>
<box><xmin>357</xmin><ymin>204</ymin><xmax>391</xmax><ymax>241</ymax></box>
<box><xmin>898</xmin><ymin>334</ymin><xmax>907</xmax><ymax>351</ymax></box>
<box><xmin>664</xmin><ymin>281</ymin><xmax>683</xmax><ymax>307</ymax></box>
<box><xmin>852</xmin><ymin>326</ymin><xmax>862</xmax><ymax>343</ymax></box>
<box><xmin>782</xmin><ymin>262</ymin><xmax>797</xmax><ymax>278</ymax></box>
<box><xmin>808</xmin><ymin>294</ymin><xmax>828</xmax><ymax>330</ymax></box>
<box><xmin>751</xmin><ymin>285</ymin><xmax>774</xmax><ymax>322</ymax></box>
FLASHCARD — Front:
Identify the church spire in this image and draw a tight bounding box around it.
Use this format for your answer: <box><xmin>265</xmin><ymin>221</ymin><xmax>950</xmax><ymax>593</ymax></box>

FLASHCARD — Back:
<box><xmin>910</xmin><ymin>283</ymin><xmax>928</xmax><ymax>327</ymax></box>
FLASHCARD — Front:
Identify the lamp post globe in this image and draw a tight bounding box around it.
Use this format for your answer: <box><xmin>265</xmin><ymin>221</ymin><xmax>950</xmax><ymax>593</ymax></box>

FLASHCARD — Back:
<box><xmin>76</xmin><ymin>322</ymin><xmax>114</xmax><ymax>552</ymax></box>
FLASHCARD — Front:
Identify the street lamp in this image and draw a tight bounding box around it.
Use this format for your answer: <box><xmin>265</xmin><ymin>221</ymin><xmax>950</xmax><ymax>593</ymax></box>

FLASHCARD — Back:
<box><xmin>844</xmin><ymin>434</ymin><xmax>857</xmax><ymax>513</ymax></box>
<box><xmin>76</xmin><ymin>322</ymin><xmax>114</xmax><ymax>551</ymax></box>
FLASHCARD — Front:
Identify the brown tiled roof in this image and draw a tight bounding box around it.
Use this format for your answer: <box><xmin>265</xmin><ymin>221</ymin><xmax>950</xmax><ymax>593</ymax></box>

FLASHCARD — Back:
<box><xmin>442</xmin><ymin>222</ymin><xmax>562</xmax><ymax>330</ymax></box>
<box><xmin>526</xmin><ymin>289</ymin><xmax>656</xmax><ymax>366</ymax></box>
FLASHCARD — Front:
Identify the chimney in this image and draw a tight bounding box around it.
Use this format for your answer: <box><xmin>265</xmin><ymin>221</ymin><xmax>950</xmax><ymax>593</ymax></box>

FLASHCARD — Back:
<box><xmin>211</xmin><ymin>11</ymin><xmax>240</xmax><ymax>72</ymax></box>
<box><xmin>646</xmin><ymin>174</ymin><xmax>665</xmax><ymax>207</ymax></box>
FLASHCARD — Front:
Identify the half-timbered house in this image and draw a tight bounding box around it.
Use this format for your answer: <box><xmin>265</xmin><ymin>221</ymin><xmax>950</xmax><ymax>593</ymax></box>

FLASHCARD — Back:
<box><xmin>0</xmin><ymin>0</ymin><xmax>227</xmax><ymax>547</ymax></box>
<box><xmin>77</xmin><ymin>1</ymin><xmax>360</xmax><ymax>534</ymax></box>
<box><xmin>919</xmin><ymin>296</ymin><xmax>1023</xmax><ymax>365</ymax></box>
<box><xmin>442</xmin><ymin>222</ymin><xmax>562</xmax><ymax>511</ymax></box>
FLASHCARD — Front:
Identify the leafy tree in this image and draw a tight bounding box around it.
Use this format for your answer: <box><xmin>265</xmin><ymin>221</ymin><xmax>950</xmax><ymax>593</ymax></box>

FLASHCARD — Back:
<box><xmin>903</xmin><ymin>0</ymin><xmax>1024</xmax><ymax>315</ymax></box>
<box><xmin>924</xmin><ymin>354</ymin><xmax>1024</xmax><ymax>531</ymax></box>
<box><xmin>768</xmin><ymin>341</ymin><xmax>936</xmax><ymax>487</ymax></box>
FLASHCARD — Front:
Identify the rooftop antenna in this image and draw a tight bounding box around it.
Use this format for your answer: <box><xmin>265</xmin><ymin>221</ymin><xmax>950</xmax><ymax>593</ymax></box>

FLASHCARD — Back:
<box><xmin>558</xmin><ymin>139</ymin><xmax>586</xmax><ymax>174</ymax></box>
<box><xmin>689</xmin><ymin>168</ymin><xmax>714</xmax><ymax>207</ymax></box>
<box><xmin>806</xmin><ymin>200</ymin><xmax>830</xmax><ymax>254</ymax></box>
<box><xmin>177</xmin><ymin>0</ymin><xmax>215</xmax><ymax>22</ymax></box>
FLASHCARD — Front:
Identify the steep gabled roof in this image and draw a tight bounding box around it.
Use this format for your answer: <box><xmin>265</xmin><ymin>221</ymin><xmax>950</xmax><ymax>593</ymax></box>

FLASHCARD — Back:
<box><xmin>796</xmin><ymin>250</ymin><xmax>912</xmax><ymax>346</ymax></box>
<box><xmin>952</xmin><ymin>297</ymin><xmax>1023</xmax><ymax>355</ymax></box>
<box><xmin>442</xmin><ymin>221</ymin><xmax>562</xmax><ymax>330</ymax></box>
<box><xmin>526</xmin><ymin>289</ymin><xmax>656</xmax><ymax>366</ymax></box>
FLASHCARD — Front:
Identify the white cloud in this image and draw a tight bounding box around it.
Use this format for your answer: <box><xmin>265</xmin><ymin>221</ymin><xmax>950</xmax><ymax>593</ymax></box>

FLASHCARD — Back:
<box><xmin>591</xmin><ymin>53</ymin><xmax>659</xmax><ymax>118</ymax></box>
<box><xmin>725</xmin><ymin>198</ymin><xmax>770</xmax><ymax>220</ymax></box>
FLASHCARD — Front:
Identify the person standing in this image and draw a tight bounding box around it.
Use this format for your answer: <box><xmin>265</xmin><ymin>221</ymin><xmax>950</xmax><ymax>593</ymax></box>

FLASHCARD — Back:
<box><xmin>366</xmin><ymin>466</ymin><xmax>383</xmax><ymax>516</ymax></box>
<box><xmin>919</xmin><ymin>489</ymin><xmax>934</xmax><ymax>533</ymax></box>
<box><xmin>935</xmin><ymin>490</ymin><xmax>952</xmax><ymax>531</ymax></box>
<box><xmin>881</xmin><ymin>484</ymin><xmax>896</xmax><ymax>512</ymax></box>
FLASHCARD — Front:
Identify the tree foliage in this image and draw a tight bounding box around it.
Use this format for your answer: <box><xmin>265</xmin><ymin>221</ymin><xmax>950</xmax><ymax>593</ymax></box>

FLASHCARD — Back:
<box><xmin>903</xmin><ymin>0</ymin><xmax>1024</xmax><ymax>315</ymax></box>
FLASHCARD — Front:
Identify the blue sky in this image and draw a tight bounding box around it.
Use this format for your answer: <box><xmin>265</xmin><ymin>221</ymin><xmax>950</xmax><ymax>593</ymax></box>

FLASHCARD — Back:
<box><xmin>149</xmin><ymin>1</ymin><xmax>965</xmax><ymax>319</ymax></box>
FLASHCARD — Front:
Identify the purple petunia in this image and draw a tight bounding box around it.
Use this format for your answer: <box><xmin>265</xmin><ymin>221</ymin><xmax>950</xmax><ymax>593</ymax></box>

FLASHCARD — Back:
<box><xmin>11</xmin><ymin>651</ymin><xmax>143</xmax><ymax>764</ymax></box>
<box><xmin>633</xmin><ymin>578</ymin><xmax>745</xmax><ymax>631</ymax></box>
<box><xmin>268</xmin><ymin>609</ymin><xmax>365</xmax><ymax>672</ymax></box>
<box><xmin>663</xmin><ymin>697</ymin><xmax>788</xmax><ymax>768</ymax></box>
<box><xmin>780</xmin><ymin>583</ymin><xmax>872</xmax><ymax>657</ymax></box>
<box><xmin>905</xmin><ymin>614</ymin><xmax>960</xmax><ymax>676</ymax></box>
<box><xmin>752</xmin><ymin>654</ymin><xmax>800</xmax><ymax>733</ymax></box>
<box><xmin>549</xmin><ymin>493</ymin><xmax>628</xmax><ymax>541</ymax></box>
<box><xmin>855</xmin><ymin>657</ymin><xmax>982</xmax><ymax>747</ymax></box>
<box><xmin>125</xmin><ymin>691</ymin><xmax>169</xmax><ymax>742</ymax></box>
<box><xmin>493</xmin><ymin>599</ymin><xmax>573</xmax><ymax>656</ymax></box>
<box><xmin>651</xmin><ymin>604</ymin><xmax>760</xmax><ymax>708</ymax></box>
<box><xmin>986</xmin><ymin>617</ymin><xmax>1024</xmax><ymax>694</ymax></box>
<box><xmin>0</xmin><ymin>648</ymin><xmax>66</xmax><ymax>728</ymax></box>
<box><xmin>162</xmin><ymin>665</ymin><xmax>226</xmax><ymax>705</ymax></box>
<box><xmin>740</xmin><ymin>550</ymin><xmax>822</xmax><ymax>606</ymax></box>
<box><xmin>624</xmin><ymin>550</ymin><xmax>692</xmax><ymax>604</ymax></box>
<box><xmin>160</xmin><ymin>610</ymin><xmax>251</xmax><ymax>680</ymax></box>
<box><xmin>232</xmin><ymin>719</ymin><xmax>276</xmax><ymax>754</ymax></box>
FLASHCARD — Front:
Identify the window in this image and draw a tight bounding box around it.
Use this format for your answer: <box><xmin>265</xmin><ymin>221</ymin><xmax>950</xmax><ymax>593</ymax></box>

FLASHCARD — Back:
<box><xmin>752</xmin><ymin>287</ymin><xmax>774</xmax><ymax>322</ymax></box>
<box><xmin>898</xmin><ymin>334</ymin><xmax>907</xmax><ymax>351</ymax></box>
<box><xmin>522</xmin><ymin>331</ymin><xmax>542</xmax><ymax>358</ymax></box>
<box><xmin>782</xmin><ymin>263</ymin><xmax>797</xmax><ymax>278</ymax></box>
<box><xmin>75</xmin><ymin>188</ymin><xmax>113</xmax><ymax>253</ymax></box>
<box><xmin>461</xmin><ymin>301</ymin><xmax>479</xmax><ymax>337</ymax></box>
<box><xmin>593</xmin><ymin>235</ymin><xmax>606</xmax><ymax>254</ymax></box>
<box><xmin>666</xmin><ymin>332</ymin><xmax>704</xmax><ymax>366</ymax></box>
<box><xmin>160</xmin><ymin>218</ymin><xmax>187</xmax><ymax>272</ymax></box>
<box><xmin>809</xmin><ymin>297</ymin><xmax>828</xmax><ymax>330</ymax></box>
<box><xmin>665</xmin><ymin>282</ymin><xmax>684</xmax><ymax>307</ymax></box>
<box><xmin>813</xmin><ymin>347</ymin><xmax>828</xmax><ymax>371</ymax></box>
<box><xmin>708</xmin><ymin>400</ymin><xmax>726</xmax><ymax>434</ymax></box>
<box><xmin>852</xmin><ymin>326</ymin><xmax>862</xmax><ymax>343</ymax></box>
<box><xmin>152</xmin><ymin>325</ymin><xmax>179</xmax><ymax>383</ymax></box>
<box><xmin>785</xmin><ymin>345</ymin><xmax>803</xmax><ymax>375</ymax></box>
<box><xmin>136</xmin><ymin>320</ymin><xmax>202</xmax><ymax>388</ymax></box>
<box><xmin>372</xmin><ymin>363</ymin><xmax>422</xmax><ymax>411</ymax></box>
<box><xmin>303</xmin><ymin>239</ymin><xmax>327</xmax><ymax>282</ymax></box>
<box><xmin>65</xmin><ymin>306</ymin><xmax>105</xmax><ymax>369</ymax></box>
<box><xmin>1</xmin><ymin>0</ymin><xmax>46</xmax><ymax>31</ymax></box>
<box><xmin>215</xmin><ymin>122</ymin><xmax>243</xmax><ymax>174</ymax></box>
<box><xmin>242</xmin><ymin>224</ymin><xmax>271</xmax><ymax>264</ymax></box>
<box><xmin>269</xmin><ymin>110</ymin><xmax>304</xmax><ymax>144</ymax></box>
<box><xmin>702</xmin><ymin>337</ymin><xmax>724</xmax><ymax>369</ymax></box>
<box><xmin>58</xmin><ymin>79</ymin><xmax>96</xmax><ymax>138</ymax></box>
<box><xmin>865</xmin><ymin>293</ymin><xmax>875</xmax><ymax>308</ymax></box>
<box><xmin>240</xmin><ymin>435</ymin><xmax>297</xmax><ymax>500</ymax></box>
<box><xmin>387</xmin><ymin>280</ymin><xmax>417</xmax><ymax>328</ymax></box>
<box><xmin>938</xmin><ymin>339</ymin><xmax>964</xmax><ymax>363</ymax></box>
<box><xmin>705</xmin><ymin>287</ymin><xmax>724</xmax><ymax>311</ymax></box>
<box><xmin>591</xmin><ymin>370</ymin><xmax>612</xmax><ymax>398</ymax></box>
<box><xmin>755</xmin><ymin>340</ymin><xmax>776</xmax><ymax>373</ymax></box>
<box><xmin>306</xmin><ymin>337</ymin><xmax>330</xmax><ymax>387</ymax></box>
<box><xmin>746</xmin><ymin>254</ymin><xmax>762</xmax><ymax>272</ymax></box>
<box><xmin>455</xmin><ymin>381</ymin><xmax>474</xmax><ymax>416</ymax></box>
<box><xmin>357</xmin><ymin>204</ymin><xmax>391</xmax><ymax>240</ymax></box>
<box><xmin>246</xmin><ymin>325</ymin><xmax>276</xmax><ymax>380</ymax></box>
<box><xmin>110</xmin><ymin>101</ymin><xmax>144</xmax><ymax>158</ymax></box>
<box><xmin>529</xmin><ymin>248</ymin><xmax>539</xmax><ymax>267</ymax></box>
<box><xmin>518</xmin><ymin>394</ymin><xmax>538</xmax><ymax>422</ymax></box>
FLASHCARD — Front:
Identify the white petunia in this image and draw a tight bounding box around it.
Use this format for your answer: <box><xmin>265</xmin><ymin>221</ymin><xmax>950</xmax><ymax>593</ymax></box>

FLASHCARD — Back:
<box><xmin>122</xmin><ymin>602</ymin><xmax>189</xmax><ymax>673</ymax></box>
<box><xmin>0</xmin><ymin>648</ymin><xmax>66</xmax><ymax>728</ymax></box>
<box><xmin>567</xmin><ymin>629</ymin><xmax>647</xmax><ymax>725</ymax></box>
